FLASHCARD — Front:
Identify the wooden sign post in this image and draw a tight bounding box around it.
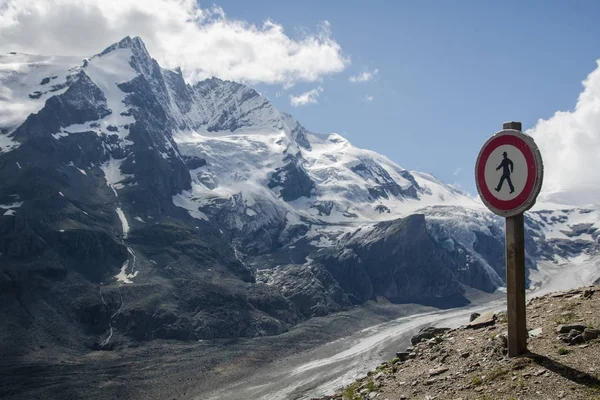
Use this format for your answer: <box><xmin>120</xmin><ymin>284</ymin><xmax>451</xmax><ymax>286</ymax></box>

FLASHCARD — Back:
<box><xmin>475</xmin><ymin>121</ymin><xmax>543</xmax><ymax>357</ymax></box>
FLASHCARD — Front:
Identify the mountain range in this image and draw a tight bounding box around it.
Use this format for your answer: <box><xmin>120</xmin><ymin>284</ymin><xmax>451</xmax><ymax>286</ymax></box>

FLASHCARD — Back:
<box><xmin>1</xmin><ymin>37</ymin><xmax>599</xmax><ymax>355</ymax></box>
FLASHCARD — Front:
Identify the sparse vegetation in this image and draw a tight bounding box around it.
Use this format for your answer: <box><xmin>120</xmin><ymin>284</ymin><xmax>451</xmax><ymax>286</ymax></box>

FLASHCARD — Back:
<box><xmin>342</xmin><ymin>381</ymin><xmax>361</xmax><ymax>400</ymax></box>
<box><xmin>554</xmin><ymin>312</ymin><xmax>576</xmax><ymax>324</ymax></box>
<box><xmin>585</xmin><ymin>383</ymin><xmax>600</xmax><ymax>397</ymax></box>
<box><xmin>471</xmin><ymin>375</ymin><xmax>483</xmax><ymax>386</ymax></box>
<box><xmin>558</xmin><ymin>347</ymin><xmax>570</xmax><ymax>355</ymax></box>
<box><xmin>486</xmin><ymin>366</ymin><xmax>509</xmax><ymax>382</ymax></box>
<box><xmin>585</xmin><ymin>320</ymin><xmax>597</xmax><ymax>329</ymax></box>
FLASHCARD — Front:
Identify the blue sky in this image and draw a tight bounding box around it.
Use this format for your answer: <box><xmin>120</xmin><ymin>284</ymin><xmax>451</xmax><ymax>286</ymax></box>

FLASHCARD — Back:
<box><xmin>215</xmin><ymin>0</ymin><xmax>600</xmax><ymax>194</ymax></box>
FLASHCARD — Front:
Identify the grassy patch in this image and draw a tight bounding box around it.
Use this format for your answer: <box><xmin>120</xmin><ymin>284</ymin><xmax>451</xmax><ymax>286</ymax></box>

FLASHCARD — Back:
<box><xmin>558</xmin><ymin>347</ymin><xmax>570</xmax><ymax>355</ymax></box>
<box><xmin>342</xmin><ymin>381</ymin><xmax>361</xmax><ymax>400</ymax></box>
<box><xmin>486</xmin><ymin>367</ymin><xmax>509</xmax><ymax>382</ymax></box>
<box><xmin>471</xmin><ymin>375</ymin><xmax>483</xmax><ymax>386</ymax></box>
<box><xmin>585</xmin><ymin>383</ymin><xmax>600</xmax><ymax>397</ymax></box>
<box><xmin>585</xmin><ymin>320</ymin><xmax>597</xmax><ymax>329</ymax></box>
<box><xmin>554</xmin><ymin>312</ymin><xmax>576</xmax><ymax>325</ymax></box>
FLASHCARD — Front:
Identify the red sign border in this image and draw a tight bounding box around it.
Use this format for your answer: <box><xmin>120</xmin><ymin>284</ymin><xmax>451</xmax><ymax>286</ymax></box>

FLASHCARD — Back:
<box><xmin>475</xmin><ymin>130</ymin><xmax>543</xmax><ymax>217</ymax></box>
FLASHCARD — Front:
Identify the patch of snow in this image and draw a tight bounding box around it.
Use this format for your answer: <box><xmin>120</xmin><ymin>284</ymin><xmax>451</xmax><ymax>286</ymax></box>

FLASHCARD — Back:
<box><xmin>15</xmin><ymin>161</ymin><xmax>21</xmax><ymax>169</ymax></box>
<box><xmin>59</xmin><ymin>229</ymin><xmax>65</xmax><ymax>232</ymax></box>
<box><xmin>172</xmin><ymin>190</ymin><xmax>209</xmax><ymax>221</ymax></box>
<box><xmin>58</xmin><ymin>191</ymin><xmax>64</xmax><ymax>197</ymax></box>
<box><xmin>246</xmin><ymin>209</ymin><xmax>257</xmax><ymax>216</ymax></box>
<box><xmin>115</xmin><ymin>260</ymin><xmax>137</xmax><ymax>284</ymax></box>
<box><xmin>115</xmin><ymin>207</ymin><xmax>129</xmax><ymax>238</ymax></box>
<box><xmin>0</xmin><ymin>201</ymin><xmax>23</xmax><ymax>212</ymax></box>
<box><xmin>134</xmin><ymin>216</ymin><xmax>145</xmax><ymax>223</ymax></box>
<box><xmin>100</xmin><ymin>157</ymin><xmax>133</xmax><ymax>193</ymax></box>
<box><xmin>0</xmin><ymin>133</ymin><xmax>20</xmax><ymax>153</ymax></box>
<box><xmin>52</xmin><ymin>131</ymin><xmax>69</xmax><ymax>140</ymax></box>
<box><xmin>0</xmin><ymin>53</ymin><xmax>79</xmax><ymax>136</ymax></box>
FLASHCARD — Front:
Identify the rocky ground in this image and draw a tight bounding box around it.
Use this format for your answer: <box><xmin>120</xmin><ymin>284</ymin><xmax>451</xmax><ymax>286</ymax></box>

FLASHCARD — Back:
<box><xmin>314</xmin><ymin>284</ymin><xmax>600</xmax><ymax>400</ymax></box>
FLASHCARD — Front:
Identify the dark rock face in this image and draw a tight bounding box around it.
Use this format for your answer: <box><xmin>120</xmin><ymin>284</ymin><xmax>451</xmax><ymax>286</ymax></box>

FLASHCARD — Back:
<box><xmin>268</xmin><ymin>156</ymin><xmax>314</xmax><ymax>201</ymax></box>
<box><xmin>351</xmin><ymin>162</ymin><xmax>418</xmax><ymax>200</ymax></box>
<box><xmin>473</xmin><ymin>229</ymin><xmax>505</xmax><ymax>278</ymax></box>
<box><xmin>198</xmin><ymin>193</ymin><xmax>289</xmax><ymax>256</ymax></box>
<box><xmin>13</xmin><ymin>72</ymin><xmax>109</xmax><ymax>141</ymax></box>
<box><xmin>183</xmin><ymin>156</ymin><xmax>206</xmax><ymax>170</ymax></box>
<box><xmin>315</xmin><ymin>214</ymin><xmax>475</xmax><ymax>306</ymax></box>
<box><xmin>257</xmin><ymin>264</ymin><xmax>351</xmax><ymax>318</ymax></box>
<box><xmin>281</xmin><ymin>112</ymin><xmax>312</xmax><ymax>150</ymax></box>
<box><xmin>311</xmin><ymin>201</ymin><xmax>334</xmax><ymax>216</ymax></box>
<box><xmin>375</xmin><ymin>204</ymin><xmax>391</xmax><ymax>214</ymax></box>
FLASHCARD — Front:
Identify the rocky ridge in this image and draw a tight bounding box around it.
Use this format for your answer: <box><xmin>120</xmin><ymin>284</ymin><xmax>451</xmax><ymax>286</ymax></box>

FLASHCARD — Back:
<box><xmin>315</xmin><ymin>285</ymin><xmax>600</xmax><ymax>400</ymax></box>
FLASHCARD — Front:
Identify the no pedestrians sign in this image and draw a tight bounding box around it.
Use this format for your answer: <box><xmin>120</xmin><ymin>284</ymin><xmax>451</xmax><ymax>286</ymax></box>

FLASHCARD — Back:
<box><xmin>475</xmin><ymin>128</ymin><xmax>543</xmax><ymax>217</ymax></box>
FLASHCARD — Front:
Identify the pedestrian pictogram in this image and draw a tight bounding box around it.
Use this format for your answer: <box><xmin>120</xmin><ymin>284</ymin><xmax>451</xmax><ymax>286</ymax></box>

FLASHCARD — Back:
<box><xmin>495</xmin><ymin>151</ymin><xmax>514</xmax><ymax>193</ymax></box>
<box><xmin>475</xmin><ymin>121</ymin><xmax>544</xmax><ymax>358</ymax></box>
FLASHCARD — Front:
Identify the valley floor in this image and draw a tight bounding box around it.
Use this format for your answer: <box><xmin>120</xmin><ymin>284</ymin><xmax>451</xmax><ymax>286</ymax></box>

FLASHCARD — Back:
<box><xmin>0</xmin><ymin>291</ymin><xmax>503</xmax><ymax>400</ymax></box>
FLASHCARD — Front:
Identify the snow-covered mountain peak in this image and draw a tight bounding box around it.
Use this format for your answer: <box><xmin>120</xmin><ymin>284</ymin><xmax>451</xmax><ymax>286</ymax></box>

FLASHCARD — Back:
<box><xmin>95</xmin><ymin>36</ymin><xmax>154</xmax><ymax>76</ymax></box>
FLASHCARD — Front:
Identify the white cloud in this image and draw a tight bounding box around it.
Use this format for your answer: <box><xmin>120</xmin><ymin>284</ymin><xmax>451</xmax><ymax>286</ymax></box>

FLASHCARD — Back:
<box><xmin>364</xmin><ymin>95</ymin><xmax>374</xmax><ymax>102</ymax></box>
<box><xmin>527</xmin><ymin>60</ymin><xmax>600</xmax><ymax>206</ymax></box>
<box><xmin>289</xmin><ymin>86</ymin><xmax>323</xmax><ymax>107</ymax></box>
<box><xmin>453</xmin><ymin>167</ymin><xmax>462</xmax><ymax>176</ymax></box>
<box><xmin>0</xmin><ymin>0</ymin><xmax>349</xmax><ymax>86</ymax></box>
<box><xmin>349</xmin><ymin>68</ymin><xmax>378</xmax><ymax>83</ymax></box>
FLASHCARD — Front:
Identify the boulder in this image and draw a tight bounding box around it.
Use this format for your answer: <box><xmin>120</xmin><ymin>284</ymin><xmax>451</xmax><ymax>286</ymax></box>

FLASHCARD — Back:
<box><xmin>556</xmin><ymin>324</ymin><xmax>586</xmax><ymax>334</ymax></box>
<box><xmin>467</xmin><ymin>311</ymin><xmax>497</xmax><ymax>329</ymax></box>
<box><xmin>569</xmin><ymin>334</ymin><xmax>585</xmax><ymax>346</ymax></box>
<box><xmin>495</xmin><ymin>334</ymin><xmax>508</xmax><ymax>349</ymax></box>
<box><xmin>410</xmin><ymin>326</ymin><xmax>451</xmax><ymax>345</ymax></box>
<box><xmin>469</xmin><ymin>312</ymin><xmax>481</xmax><ymax>322</ymax></box>
<box><xmin>528</xmin><ymin>327</ymin><xmax>543</xmax><ymax>338</ymax></box>
<box><xmin>583</xmin><ymin>328</ymin><xmax>599</xmax><ymax>341</ymax></box>
<box><xmin>429</xmin><ymin>367</ymin><xmax>449</xmax><ymax>376</ymax></box>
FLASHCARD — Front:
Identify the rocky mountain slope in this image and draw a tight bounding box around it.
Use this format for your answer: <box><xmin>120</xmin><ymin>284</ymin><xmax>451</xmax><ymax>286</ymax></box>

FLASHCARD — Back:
<box><xmin>315</xmin><ymin>285</ymin><xmax>600</xmax><ymax>400</ymax></box>
<box><xmin>1</xmin><ymin>37</ymin><xmax>599</xmax><ymax>355</ymax></box>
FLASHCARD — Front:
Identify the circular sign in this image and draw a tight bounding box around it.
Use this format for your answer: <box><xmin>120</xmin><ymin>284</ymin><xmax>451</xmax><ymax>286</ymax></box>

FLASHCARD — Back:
<box><xmin>475</xmin><ymin>129</ymin><xmax>543</xmax><ymax>217</ymax></box>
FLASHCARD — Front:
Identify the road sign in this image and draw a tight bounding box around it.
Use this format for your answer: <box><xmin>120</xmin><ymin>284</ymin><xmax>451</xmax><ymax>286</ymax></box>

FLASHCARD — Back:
<box><xmin>475</xmin><ymin>129</ymin><xmax>543</xmax><ymax>217</ymax></box>
<box><xmin>475</xmin><ymin>121</ymin><xmax>544</xmax><ymax>358</ymax></box>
